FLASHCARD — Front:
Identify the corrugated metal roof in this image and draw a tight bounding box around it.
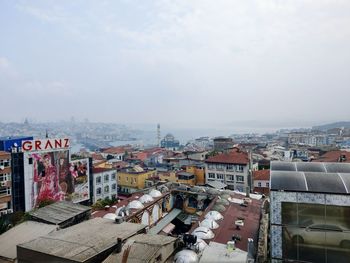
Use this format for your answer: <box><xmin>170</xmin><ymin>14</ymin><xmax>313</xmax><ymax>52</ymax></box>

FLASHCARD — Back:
<box><xmin>271</xmin><ymin>161</ymin><xmax>350</xmax><ymax>194</ymax></box>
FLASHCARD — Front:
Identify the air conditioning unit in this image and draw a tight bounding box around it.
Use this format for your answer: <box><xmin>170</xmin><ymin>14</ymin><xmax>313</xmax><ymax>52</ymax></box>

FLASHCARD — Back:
<box><xmin>7</xmin><ymin>209</ymin><xmax>13</xmax><ymax>214</ymax></box>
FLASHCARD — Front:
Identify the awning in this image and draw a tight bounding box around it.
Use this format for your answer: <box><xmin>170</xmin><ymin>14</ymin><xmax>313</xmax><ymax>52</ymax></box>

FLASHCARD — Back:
<box><xmin>206</xmin><ymin>181</ymin><xmax>227</xmax><ymax>189</ymax></box>
<box><xmin>148</xmin><ymin>208</ymin><xmax>181</xmax><ymax>234</ymax></box>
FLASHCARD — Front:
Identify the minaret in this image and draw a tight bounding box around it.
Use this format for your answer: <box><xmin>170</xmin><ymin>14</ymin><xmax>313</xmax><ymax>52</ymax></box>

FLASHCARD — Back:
<box><xmin>157</xmin><ymin>124</ymin><xmax>161</xmax><ymax>147</ymax></box>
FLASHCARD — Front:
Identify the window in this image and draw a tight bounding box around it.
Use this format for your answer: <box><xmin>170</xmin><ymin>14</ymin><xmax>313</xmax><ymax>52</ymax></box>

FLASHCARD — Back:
<box><xmin>126</xmin><ymin>177</ymin><xmax>128</xmax><ymax>182</ymax></box>
<box><xmin>104</xmin><ymin>185</ymin><xmax>109</xmax><ymax>193</ymax></box>
<box><xmin>104</xmin><ymin>174</ymin><xmax>109</xmax><ymax>182</ymax></box>
<box><xmin>258</xmin><ymin>182</ymin><xmax>262</xmax><ymax>187</ymax></box>
<box><xmin>111</xmin><ymin>173</ymin><xmax>116</xmax><ymax>180</ymax></box>
<box><xmin>0</xmin><ymin>174</ymin><xmax>9</xmax><ymax>182</ymax></box>
<box><xmin>216</xmin><ymin>164</ymin><xmax>225</xmax><ymax>170</ymax></box>
<box><xmin>266</xmin><ymin>182</ymin><xmax>269</xmax><ymax>187</ymax></box>
<box><xmin>28</xmin><ymin>158</ymin><xmax>33</xmax><ymax>165</ymax></box>
<box><xmin>96</xmin><ymin>176</ymin><xmax>101</xmax><ymax>184</ymax></box>
<box><xmin>236</xmin><ymin>175</ymin><xmax>244</xmax><ymax>182</ymax></box>
<box><xmin>236</xmin><ymin>165</ymin><xmax>244</xmax><ymax>172</ymax></box>
<box><xmin>133</xmin><ymin>178</ymin><xmax>137</xmax><ymax>183</ymax></box>
<box><xmin>217</xmin><ymin>174</ymin><xmax>224</xmax><ymax>180</ymax></box>
<box><xmin>208</xmin><ymin>173</ymin><xmax>215</xmax><ymax>179</ymax></box>
<box><xmin>112</xmin><ymin>184</ymin><xmax>116</xmax><ymax>191</ymax></box>
<box><xmin>226</xmin><ymin>174</ymin><xmax>234</xmax><ymax>181</ymax></box>
<box><xmin>208</xmin><ymin>164</ymin><xmax>215</xmax><ymax>169</ymax></box>
<box><xmin>227</xmin><ymin>164</ymin><xmax>234</xmax><ymax>170</ymax></box>
<box><xmin>96</xmin><ymin>187</ymin><xmax>102</xmax><ymax>195</ymax></box>
<box><xmin>0</xmin><ymin>159</ymin><xmax>10</xmax><ymax>167</ymax></box>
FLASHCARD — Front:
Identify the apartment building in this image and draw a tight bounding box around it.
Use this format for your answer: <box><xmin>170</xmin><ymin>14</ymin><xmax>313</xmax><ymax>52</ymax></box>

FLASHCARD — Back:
<box><xmin>0</xmin><ymin>151</ymin><xmax>12</xmax><ymax>215</ymax></box>
<box><xmin>118</xmin><ymin>166</ymin><xmax>157</xmax><ymax>193</ymax></box>
<box><xmin>205</xmin><ymin>149</ymin><xmax>249</xmax><ymax>192</ymax></box>
<box><xmin>92</xmin><ymin>167</ymin><xmax>117</xmax><ymax>203</ymax></box>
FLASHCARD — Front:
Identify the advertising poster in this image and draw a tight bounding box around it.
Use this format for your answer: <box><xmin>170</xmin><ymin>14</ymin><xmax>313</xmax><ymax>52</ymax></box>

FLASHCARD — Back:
<box><xmin>31</xmin><ymin>150</ymin><xmax>70</xmax><ymax>208</ymax></box>
<box><xmin>69</xmin><ymin>159</ymin><xmax>90</xmax><ymax>203</ymax></box>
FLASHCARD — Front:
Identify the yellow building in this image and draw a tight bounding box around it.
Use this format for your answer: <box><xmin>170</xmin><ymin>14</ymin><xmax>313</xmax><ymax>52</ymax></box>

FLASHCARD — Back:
<box><xmin>176</xmin><ymin>171</ymin><xmax>196</xmax><ymax>186</ymax></box>
<box><xmin>158</xmin><ymin>171</ymin><xmax>196</xmax><ymax>186</ymax></box>
<box><xmin>118</xmin><ymin>166</ymin><xmax>157</xmax><ymax>193</ymax></box>
<box><xmin>185</xmin><ymin>165</ymin><xmax>205</xmax><ymax>185</ymax></box>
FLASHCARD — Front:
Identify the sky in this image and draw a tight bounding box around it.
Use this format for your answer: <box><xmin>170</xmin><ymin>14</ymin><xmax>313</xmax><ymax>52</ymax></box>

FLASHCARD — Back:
<box><xmin>1</xmin><ymin>0</ymin><xmax>350</xmax><ymax>131</ymax></box>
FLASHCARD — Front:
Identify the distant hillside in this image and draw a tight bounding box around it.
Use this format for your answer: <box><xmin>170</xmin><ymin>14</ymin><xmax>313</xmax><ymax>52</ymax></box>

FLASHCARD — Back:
<box><xmin>312</xmin><ymin>121</ymin><xmax>350</xmax><ymax>131</ymax></box>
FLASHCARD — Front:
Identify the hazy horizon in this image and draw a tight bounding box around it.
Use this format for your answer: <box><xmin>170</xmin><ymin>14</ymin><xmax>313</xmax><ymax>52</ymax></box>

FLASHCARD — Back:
<box><xmin>1</xmin><ymin>1</ymin><xmax>350</xmax><ymax>126</ymax></box>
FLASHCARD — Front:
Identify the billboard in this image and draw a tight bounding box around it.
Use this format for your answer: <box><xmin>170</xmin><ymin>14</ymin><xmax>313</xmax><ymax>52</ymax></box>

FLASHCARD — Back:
<box><xmin>22</xmin><ymin>138</ymin><xmax>69</xmax><ymax>152</ymax></box>
<box><xmin>28</xmin><ymin>150</ymin><xmax>70</xmax><ymax>209</ymax></box>
<box><xmin>69</xmin><ymin>159</ymin><xmax>90</xmax><ymax>203</ymax></box>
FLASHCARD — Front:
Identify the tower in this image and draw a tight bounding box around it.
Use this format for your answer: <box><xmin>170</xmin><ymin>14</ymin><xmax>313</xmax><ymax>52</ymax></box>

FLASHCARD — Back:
<box><xmin>157</xmin><ymin>124</ymin><xmax>161</xmax><ymax>147</ymax></box>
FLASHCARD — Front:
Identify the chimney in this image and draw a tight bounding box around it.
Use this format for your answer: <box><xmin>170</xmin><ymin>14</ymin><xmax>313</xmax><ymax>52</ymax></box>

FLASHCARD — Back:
<box><xmin>247</xmin><ymin>238</ymin><xmax>255</xmax><ymax>263</ymax></box>
<box><xmin>246</xmin><ymin>186</ymin><xmax>250</xmax><ymax>197</ymax></box>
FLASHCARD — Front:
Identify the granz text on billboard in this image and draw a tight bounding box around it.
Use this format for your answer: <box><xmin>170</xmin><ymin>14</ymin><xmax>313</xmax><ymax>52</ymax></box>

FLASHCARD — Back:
<box><xmin>22</xmin><ymin>138</ymin><xmax>70</xmax><ymax>151</ymax></box>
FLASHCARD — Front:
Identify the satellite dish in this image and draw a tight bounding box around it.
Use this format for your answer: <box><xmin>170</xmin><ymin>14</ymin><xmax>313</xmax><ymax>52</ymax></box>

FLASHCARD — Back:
<box><xmin>0</xmin><ymin>166</ymin><xmax>4</xmax><ymax>170</ymax></box>
<box><xmin>13</xmin><ymin>143</ymin><xmax>18</xmax><ymax>147</ymax></box>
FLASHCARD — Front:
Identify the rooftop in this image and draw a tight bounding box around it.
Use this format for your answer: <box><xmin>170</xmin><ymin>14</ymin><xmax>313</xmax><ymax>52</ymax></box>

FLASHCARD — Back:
<box><xmin>18</xmin><ymin>218</ymin><xmax>146</xmax><ymax>263</ymax></box>
<box><xmin>92</xmin><ymin>192</ymin><xmax>145</xmax><ymax>218</ymax></box>
<box><xmin>103</xmin><ymin>234</ymin><xmax>177</xmax><ymax>263</ymax></box>
<box><xmin>190</xmin><ymin>191</ymin><xmax>262</xmax><ymax>253</ymax></box>
<box><xmin>29</xmin><ymin>201</ymin><xmax>91</xmax><ymax>226</ymax></box>
<box><xmin>270</xmin><ymin>161</ymin><xmax>350</xmax><ymax>194</ymax></box>
<box><xmin>0</xmin><ymin>221</ymin><xmax>57</xmax><ymax>261</ymax></box>
<box><xmin>313</xmin><ymin>150</ymin><xmax>350</xmax><ymax>163</ymax></box>
<box><xmin>205</xmin><ymin>150</ymin><xmax>249</xmax><ymax>165</ymax></box>
<box><xmin>199</xmin><ymin>241</ymin><xmax>247</xmax><ymax>263</ymax></box>
<box><xmin>253</xmin><ymin>169</ymin><xmax>270</xmax><ymax>181</ymax></box>
<box><xmin>92</xmin><ymin>167</ymin><xmax>117</xmax><ymax>174</ymax></box>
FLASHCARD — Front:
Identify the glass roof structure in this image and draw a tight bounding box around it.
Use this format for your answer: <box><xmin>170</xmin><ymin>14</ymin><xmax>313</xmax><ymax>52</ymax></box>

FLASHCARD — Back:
<box><xmin>270</xmin><ymin>161</ymin><xmax>350</xmax><ymax>194</ymax></box>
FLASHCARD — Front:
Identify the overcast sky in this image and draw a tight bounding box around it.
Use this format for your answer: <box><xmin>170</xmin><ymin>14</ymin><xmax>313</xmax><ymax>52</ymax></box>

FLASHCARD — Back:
<box><xmin>1</xmin><ymin>0</ymin><xmax>350</xmax><ymax>130</ymax></box>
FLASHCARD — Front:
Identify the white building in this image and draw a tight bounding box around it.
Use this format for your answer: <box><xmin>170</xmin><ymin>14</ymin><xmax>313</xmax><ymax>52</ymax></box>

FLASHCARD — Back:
<box><xmin>92</xmin><ymin>167</ymin><xmax>117</xmax><ymax>203</ymax></box>
<box><xmin>205</xmin><ymin>149</ymin><xmax>250</xmax><ymax>192</ymax></box>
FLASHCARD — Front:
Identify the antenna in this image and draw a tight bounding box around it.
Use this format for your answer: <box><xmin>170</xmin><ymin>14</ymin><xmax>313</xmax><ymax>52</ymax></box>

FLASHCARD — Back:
<box><xmin>157</xmin><ymin>124</ymin><xmax>161</xmax><ymax>147</ymax></box>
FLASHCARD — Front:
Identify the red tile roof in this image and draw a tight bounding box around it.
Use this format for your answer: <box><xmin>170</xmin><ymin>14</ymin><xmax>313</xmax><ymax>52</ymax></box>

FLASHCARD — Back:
<box><xmin>92</xmin><ymin>167</ymin><xmax>116</xmax><ymax>174</ymax></box>
<box><xmin>253</xmin><ymin>169</ymin><xmax>270</xmax><ymax>181</ymax></box>
<box><xmin>313</xmin><ymin>150</ymin><xmax>350</xmax><ymax>163</ymax></box>
<box><xmin>205</xmin><ymin>150</ymin><xmax>249</xmax><ymax>164</ymax></box>
<box><xmin>91</xmin><ymin>153</ymin><xmax>105</xmax><ymax>161</ymax></box>
<box><xmin>102</xmin><ymin>147</ymin><xmax>126</xmax><ymax>154</ymax></box>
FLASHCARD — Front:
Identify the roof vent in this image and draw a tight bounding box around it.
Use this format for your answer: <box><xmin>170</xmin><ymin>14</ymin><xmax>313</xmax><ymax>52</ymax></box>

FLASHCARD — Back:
<box><xmin>115</xmin><ymin>217</ymin><xmax>124</xmax><ymax>224</ymax></box>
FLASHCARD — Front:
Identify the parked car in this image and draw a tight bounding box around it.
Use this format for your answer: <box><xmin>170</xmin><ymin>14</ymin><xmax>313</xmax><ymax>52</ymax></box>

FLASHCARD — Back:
<box><xmin>289</xmin><ymin>223</ymin><xmax>350</xmax><ymax>249</ymax></box>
